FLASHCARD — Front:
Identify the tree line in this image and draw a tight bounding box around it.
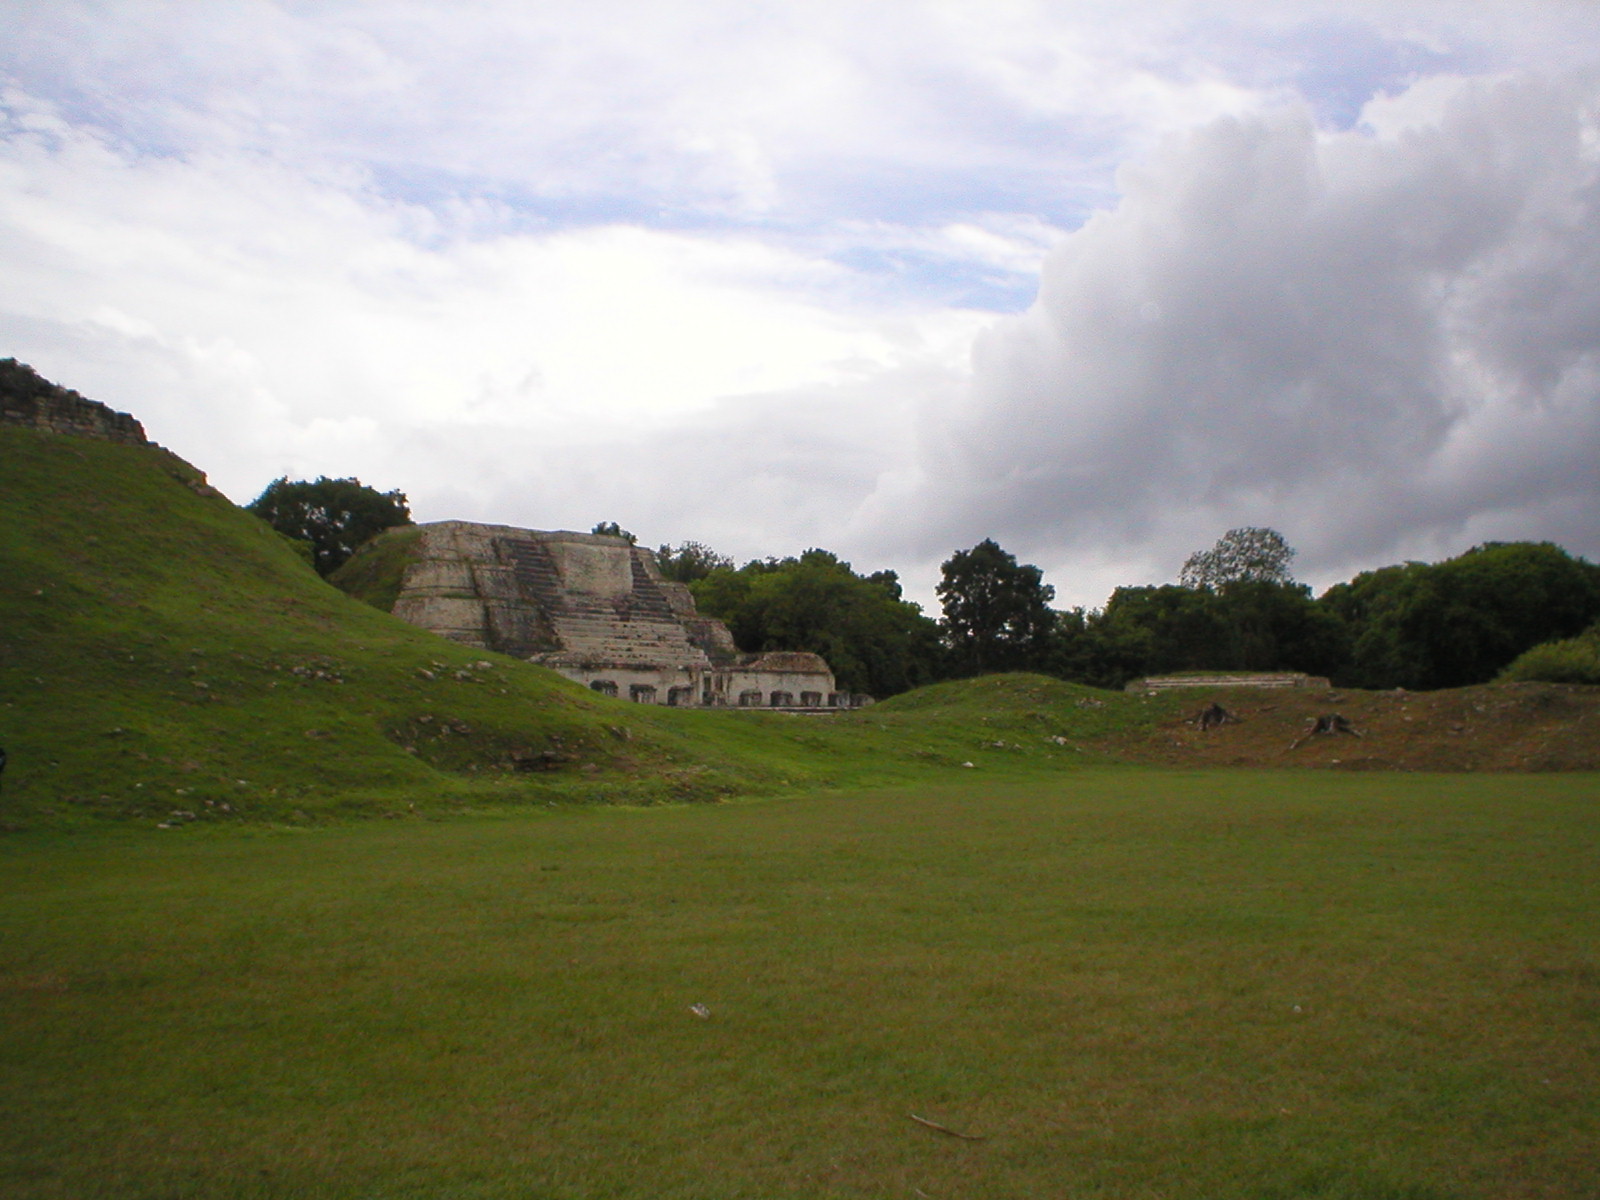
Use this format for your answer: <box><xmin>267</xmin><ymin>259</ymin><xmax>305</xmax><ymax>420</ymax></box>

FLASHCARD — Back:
<box><xmin>247</xmin><ymin>478</ymin><xmax>1600</xmax><ymax>696</ymax></box>
<box><xmin>679</xmin><ymin>528</ymin><xmax>1600</xmax><ymax>696</ymax></box>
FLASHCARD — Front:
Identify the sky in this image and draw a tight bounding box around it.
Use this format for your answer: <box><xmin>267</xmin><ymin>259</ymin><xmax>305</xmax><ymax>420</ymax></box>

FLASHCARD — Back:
<box><xmin>3</xmin><ymin>1</ymin><xmax>1599</xmax><ymax>612</ymax></box>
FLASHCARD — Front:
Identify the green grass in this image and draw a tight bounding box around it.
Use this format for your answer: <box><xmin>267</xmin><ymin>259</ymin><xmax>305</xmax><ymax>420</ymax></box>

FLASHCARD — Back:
<box><xmin>327</xmin><ymin>523</ymin><xmax>423</xmax><ymax>612</ymax></box>
<box><xmin>2</xmin><ymin>769</ymin><xmax>1596</xmax><ymax>1198</ymax></box>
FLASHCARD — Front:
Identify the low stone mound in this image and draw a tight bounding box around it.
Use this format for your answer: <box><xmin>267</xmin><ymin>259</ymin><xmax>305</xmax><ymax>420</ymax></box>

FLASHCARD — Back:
<box><xmin>1129</xmin><ymin>672</ymin><xmax>1331</xmax><ymax>692</ymax></box>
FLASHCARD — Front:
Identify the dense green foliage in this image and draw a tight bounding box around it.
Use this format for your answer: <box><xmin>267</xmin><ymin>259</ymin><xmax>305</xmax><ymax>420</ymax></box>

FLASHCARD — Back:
<box><xmin>1038</xmin><ymin>528</ymin><xmax>1336</xmax><ymax>688</ymax></box>
<box><xmin>1499</xmin><ymin>620</ymin><xmax>1600</xmax><ymax>685</ymax></box>
<box><xmin>1061</xmin><ymin>540</ymin><xmax>1600</xmax><ymax>690</ymax></box>
<box><xmin>246</xmin><ymin>475</ymin><xmax>412</xmax><ymax>576</ymax></box>
<box><xmin>937</xmin><ymin>539</ymin><xmax>1057</xmax><ymax>675</ymax></box>
<box><xmin>1050</xmin><ymin>580</ymin><xmax>1349</xmax><ymax>688</ymax></box>
<box><xmin>931</xmin><ymin>535</ymin><xmax>1600</xmax><ymax>692</ymax></box>
<box><xmin>693</xmin><ymin>533</ymin><xmax>1599</xmax><ymax>693</ymax></box>
<box><xmin>655</xmin><ymin>540</ymin><xmax>732</xmax><ymax>583</ymax></box>
<box><xmin>1320</xmin><ymin>542</ymin><xmax>1600</xmax><ymax>689</ymax></box>
<box><xmin>692</xmin><ymin>549</ymin><xmax>944</xmax><ymax>696</ymax></box>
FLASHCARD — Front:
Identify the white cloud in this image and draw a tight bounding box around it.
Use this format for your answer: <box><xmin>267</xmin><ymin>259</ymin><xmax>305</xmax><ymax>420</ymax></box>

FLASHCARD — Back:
<box><xmin>0</xmin><ymin>84</ymin><xmax>986</xmax><ymax>513</ymax></box>
<box><xmin>901</xmin><ymin>71</ymin><xmax>1600</xmax><ymax>606</ymax></box>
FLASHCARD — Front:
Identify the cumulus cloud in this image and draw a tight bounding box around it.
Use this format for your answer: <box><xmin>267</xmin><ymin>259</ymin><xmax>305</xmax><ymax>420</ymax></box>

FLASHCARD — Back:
<box><xmin>903</xmin><ymin>72</ymin><xmax>1600</xmax><ymax>603</ymax></box>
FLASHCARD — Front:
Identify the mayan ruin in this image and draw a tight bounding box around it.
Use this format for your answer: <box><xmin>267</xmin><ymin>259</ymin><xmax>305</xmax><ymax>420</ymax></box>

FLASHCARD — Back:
<box><xmin>389</xmin><ymin>521</ymin><xmax>860</xmax><ymax>709</ymax></box>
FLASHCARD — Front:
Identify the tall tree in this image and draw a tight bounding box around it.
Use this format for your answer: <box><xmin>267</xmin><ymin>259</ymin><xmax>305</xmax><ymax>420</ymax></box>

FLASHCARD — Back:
<box><xmin>1319</xmin><ymin>542</ymin><xmax>1600</xmax><ymax>689</ymax></box>
<box><xmin>247</xmin><ymin>476</ymin><xmax>411</xmax><ymax>577</ymax></box>
<box><xmin>690</xmin><ymin>549</ymin><xmax>944</xmax><ymax>697</ymax></box>
<box><xmin>1181</xmin><ymin>527</ymin><xmax>1296</xmax><ymax>590</ymax></box>
<box><xmin>937</xmin><ymin>539</ymin><xmax>1057</xmax><ymax>675</ymax></box>
<box><xmin>1044</xmin><ymin>579</ymin><xmax>1348</xmax><ymax>690</ymax></box>
<box><xmin>656</xmin><ymin>540</ymin><xmax>732</xmax><ymax>583</ymax></box>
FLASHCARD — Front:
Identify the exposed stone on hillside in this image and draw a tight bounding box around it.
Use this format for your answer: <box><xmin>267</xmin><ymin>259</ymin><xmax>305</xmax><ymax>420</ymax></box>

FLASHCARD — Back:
<box><xmin>0</xmin><ymin>359</ymin><xmax>148</xmax><ymax>445</ymax></box>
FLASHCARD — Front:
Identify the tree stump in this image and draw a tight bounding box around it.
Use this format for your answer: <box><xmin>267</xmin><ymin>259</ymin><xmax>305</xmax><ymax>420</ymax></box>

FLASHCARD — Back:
<box><xmin>1192</xmin><ymin>702</ymin><xmax>1239</xmax><ymax>731</ymax></box>
<box><xmin>1290</xmin><ymin>713</ymin><xmax>1362</xmax><ymax>750</ymax></box>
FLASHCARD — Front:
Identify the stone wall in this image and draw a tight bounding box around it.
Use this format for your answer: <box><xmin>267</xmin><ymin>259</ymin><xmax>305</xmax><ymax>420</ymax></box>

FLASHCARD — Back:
<box><xmin>0</xmin><ymin>358</ymin><xmax>148</xmax><ymax>446</ymax></box>
<box><xmin>1127</xmin><ymin>672</ymin><xmax>1332</xmax><ymax>692</ymax></box>
<box><xmin>721</xmin><ymin>652</ymin><xmax>840</xmax><ymax>709</ymax></box>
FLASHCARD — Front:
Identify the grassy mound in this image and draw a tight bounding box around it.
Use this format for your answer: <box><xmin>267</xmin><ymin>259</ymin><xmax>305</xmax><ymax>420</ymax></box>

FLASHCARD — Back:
<box><xmin>0</xmin><ymin>428</ymin><xmax>1176</xmax><ymax>829</ymax></box>
<box><xmin>327</xmin><ymin>523</ymin><xmax>422</xmax><ymax>612</ymax></box>
<box><xmin>0</xmin><ymin>427</ymin><xmax>812</xmax><ymax>827</ymax></box>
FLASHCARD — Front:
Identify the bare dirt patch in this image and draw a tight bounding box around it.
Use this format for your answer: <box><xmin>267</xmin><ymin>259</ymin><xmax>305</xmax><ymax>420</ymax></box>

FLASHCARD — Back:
<box><xmin>1118</xmin><ymin>682</ymin><xmax>1600</xmax><ymax>772</ymax></box>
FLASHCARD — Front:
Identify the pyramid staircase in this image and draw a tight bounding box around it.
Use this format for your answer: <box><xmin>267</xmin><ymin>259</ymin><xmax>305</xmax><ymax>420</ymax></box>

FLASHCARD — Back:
<box><xmin>498</xmin><ymin>538</ymin><xmax>710</xmax><ymax>668</ymax></box>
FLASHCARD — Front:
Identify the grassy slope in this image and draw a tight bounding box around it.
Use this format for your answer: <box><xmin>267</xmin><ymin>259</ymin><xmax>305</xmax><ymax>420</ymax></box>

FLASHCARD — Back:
<box><xmin>0</xmin><ymin>429</ymin><xmax>798</xmax><ymax>825</ymax></box>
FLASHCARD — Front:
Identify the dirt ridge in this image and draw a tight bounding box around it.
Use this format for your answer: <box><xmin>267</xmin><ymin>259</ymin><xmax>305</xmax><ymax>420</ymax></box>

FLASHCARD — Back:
<box><xmin>1120</xmin><ymin>682</ymin><xmax>1600</xmax><ymax>772</ymax></box>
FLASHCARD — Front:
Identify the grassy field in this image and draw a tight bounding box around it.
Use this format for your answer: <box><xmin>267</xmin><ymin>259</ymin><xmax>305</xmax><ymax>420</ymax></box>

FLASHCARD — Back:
<box><xmin>4</xmin><ymin>768</ymin><xmax>1597</xmax><ymax>1199</ymax></box>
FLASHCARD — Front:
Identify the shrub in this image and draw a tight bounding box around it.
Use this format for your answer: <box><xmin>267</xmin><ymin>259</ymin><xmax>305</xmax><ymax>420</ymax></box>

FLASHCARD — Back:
<box><xmin>1498</xmin><ymin>623</ymin><xmax>1600</xmax><ymax>684</ymax></box>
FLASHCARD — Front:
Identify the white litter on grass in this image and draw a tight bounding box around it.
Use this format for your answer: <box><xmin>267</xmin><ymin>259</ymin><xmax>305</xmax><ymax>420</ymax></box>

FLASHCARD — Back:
<box><xmin>689</xmin><ymin>1003</ymin><xmax>711</xmax><ymax>1019</ymax></box>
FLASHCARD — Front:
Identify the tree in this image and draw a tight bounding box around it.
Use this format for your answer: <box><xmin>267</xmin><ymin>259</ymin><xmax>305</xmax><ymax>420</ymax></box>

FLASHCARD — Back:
<box><xmin>1499</xmin><ymin>620</ymin><xmax>1600</xmax><ymax>685</ymax></box>
<box><xmin>591</xmin><ymin>521</ymin><xmax>637</xmax><ymax>544</ymax></box>
<box><xmin>1089</xmin><ymin>584</ymin><xmax>1228</xmax><ymax>682</ymax></box>
<box><xmin>690</xmin><ymin>549</ymin><xmax>945</xmax><ymax>697</ymax></box>
<box><xmin>1180</xmin><ymin>527</ymin><xmax>1296</xmax><ymax>590</ymax></box>
<box><xmin>937</xmin><ymin>539</ymin><xmax>1057</xmax><ymax>675</ymax></box>
<box><xmin>1319</xmin><ymin>542</ymin><xmax>1600</xmax><ymax>689</ymax></box>
<box><xmin>246</xmin><ymin>476</ymin><xmax>411</xmax><ymax>577</ymax></box>
<box><xmin>1040</xmin><ymin>575</ymin><xmax>1349</xmax><ymax>690</ymax></box>
<box><xmin>656</xmin><ymin>540</ymin><xmax>732</xmax><ymax>583</ymax></box>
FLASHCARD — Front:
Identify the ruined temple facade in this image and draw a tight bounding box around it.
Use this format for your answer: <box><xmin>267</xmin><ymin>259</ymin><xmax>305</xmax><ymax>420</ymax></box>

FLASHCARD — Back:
<box><xmin>390</xmin><ymin>522</ymin><xmax>862</xmax><ymax>709</ymax></box>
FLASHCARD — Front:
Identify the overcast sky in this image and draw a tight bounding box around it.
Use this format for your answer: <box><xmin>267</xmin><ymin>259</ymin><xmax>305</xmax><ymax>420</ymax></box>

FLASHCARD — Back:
<box><xmin>4</xmin><ymin>1</ymin><xmax>1598</xmax><ymax>610</ymax></box>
